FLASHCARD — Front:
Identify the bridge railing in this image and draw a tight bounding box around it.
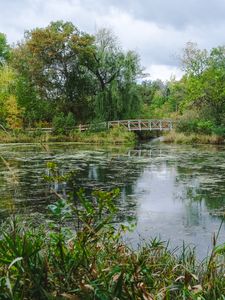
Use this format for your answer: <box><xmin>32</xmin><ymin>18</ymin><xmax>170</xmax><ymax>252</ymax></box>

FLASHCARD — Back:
<box><xmin>21</xmin><ymin>119</ymin><xmax>174</xmax><ymax>133</ymax></box>
<box><xmin>78</xmin><ymin>119</ymin><xmax>174</xmax><ymax>132</ymax></box>
<box><xmin>108</xmin><ymin>119</ymin><xmax>173</xmax><ymax>131</ymax></box>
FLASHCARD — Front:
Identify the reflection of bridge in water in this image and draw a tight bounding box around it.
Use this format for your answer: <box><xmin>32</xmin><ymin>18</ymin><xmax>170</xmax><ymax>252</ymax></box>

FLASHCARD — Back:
<box><xmin>79</xmin><ymin>119</ymin><xmax>174</xmax><ymax>132</ymax></box>
<box><xmin>127</xmin><ymin>149</ymin><xmax>163</xmax><ymax>158</ymax></box>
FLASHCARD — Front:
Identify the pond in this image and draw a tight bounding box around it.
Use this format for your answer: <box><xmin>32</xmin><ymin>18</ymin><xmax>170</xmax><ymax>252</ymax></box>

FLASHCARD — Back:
<box><xmin>0</xmin><ymin>141</ymin><xmax>225</xmax><ymax>258</ymax></box>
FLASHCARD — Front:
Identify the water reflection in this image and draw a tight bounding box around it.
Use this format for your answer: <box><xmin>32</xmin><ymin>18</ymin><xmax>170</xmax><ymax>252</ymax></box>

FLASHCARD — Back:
<box><xmin>0</xmin><ymin>142</ymin><xmax>225</xmax><ymax>257</ymax></box>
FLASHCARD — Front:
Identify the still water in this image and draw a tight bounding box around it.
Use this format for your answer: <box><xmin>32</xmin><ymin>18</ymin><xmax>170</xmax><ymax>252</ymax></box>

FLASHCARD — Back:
<box><xmin>0</xmin><ymin>142</ymin><xmax>225</xmax><ymax>257</ymax></box>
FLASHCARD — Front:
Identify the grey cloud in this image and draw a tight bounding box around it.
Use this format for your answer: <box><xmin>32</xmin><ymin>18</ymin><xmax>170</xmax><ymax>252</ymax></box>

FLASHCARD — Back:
<box><xmin>1</xmin><ymin>0</ymin><xmax>225</xmax><ymax>80</ymax></box>
<box><xmin>81</xmin><ymin>0</ymin><xmax>225</xmax><ymax>29</ymax></box>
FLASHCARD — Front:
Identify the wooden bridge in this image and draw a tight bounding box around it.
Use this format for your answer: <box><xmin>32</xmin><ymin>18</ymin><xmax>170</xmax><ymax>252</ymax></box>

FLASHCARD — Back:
<box><xmin>78</xmin><ymin>119</ymin><xmax>174</xmax><ymax>132</ymax></box>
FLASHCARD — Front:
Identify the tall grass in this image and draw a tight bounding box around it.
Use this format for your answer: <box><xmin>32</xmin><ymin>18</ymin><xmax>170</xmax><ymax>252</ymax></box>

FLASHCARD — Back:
<box><xmin>0</xmin><ymin>166</ymin><xmax>225</xmax><ymax>299</ymax></box>
<box><xmin>0</xmin><ymin>127</ymin><xmax>136</xmax><ymax>145</ymax></box>
<box><xmin>164</xmin><ymin>131</ymin><xmax>224</xmax><ymax>145</ymax></box>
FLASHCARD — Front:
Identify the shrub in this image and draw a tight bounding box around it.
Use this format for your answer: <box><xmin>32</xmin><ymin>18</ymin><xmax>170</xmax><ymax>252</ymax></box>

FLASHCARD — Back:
<box><xmin>52</xmin><ymin>112</ymin><xmax>76</xmax><ymax>135</ymax></box>
<box><xmin>212</xmin><ymin>126</ymin><xmax>225</xmax><ymax>137</ymax></box>
<box><xmin>176</xmin><ymin>118</ymin><xmax>199</xmax><ymax>133</ymax></box>
<box><xmin>196</xmin><ymin>120</ymin><xmax>214</xmax><ymax>135</ymax></box>
<box><xmin>176</xmin><ymin>118</ymin><xmax>214</xmax><ymax>135</ymax></box>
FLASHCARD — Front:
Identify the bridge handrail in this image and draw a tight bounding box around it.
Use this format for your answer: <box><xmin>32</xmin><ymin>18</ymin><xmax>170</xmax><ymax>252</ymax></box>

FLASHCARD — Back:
<box><xmin>22</xmin><ymin>119</ymin><xmax>175</xmax><ymax>132</ymax></box>
<box><xmin>78</xmin><ymin>119</ymin><xmax>175</xmax><ymax>132</ymax></box>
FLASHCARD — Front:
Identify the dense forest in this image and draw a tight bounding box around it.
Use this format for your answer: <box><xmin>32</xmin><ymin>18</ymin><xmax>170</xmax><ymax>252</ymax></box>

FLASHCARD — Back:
<box><xmin>0</xmin><ymin>21</ymin><xmax>225</xmax><ymax>136</ymax></box>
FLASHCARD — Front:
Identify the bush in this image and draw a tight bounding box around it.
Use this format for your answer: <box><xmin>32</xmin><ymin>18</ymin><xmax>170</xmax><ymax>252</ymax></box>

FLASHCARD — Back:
<box><xmin>52</xmin><ymin>112</ymin><xmax>76</xmax><ymax>135</ymax></box>
<box><xmin>88</xmin><ymin>120</ymin><xmax>108</xmax><ymax>132</ymax></box>
<box><xmin>176</xmin><ymin>119</ymin><xmax>214</xmax><ymax>135</ymax></box>
<box><xmin>196</xmin><ymin>120</ymin><xmax>214</xmax><ymax>135</ymax></box>
<box><xmin>176</xmin><ymin>119</ymin><xmax>199</xmax><ymax>133</ymax></box>
<box><xmin>212</xmin><ymin>126</ymin><xmax>225</xmax><ymax>137</ymax></box>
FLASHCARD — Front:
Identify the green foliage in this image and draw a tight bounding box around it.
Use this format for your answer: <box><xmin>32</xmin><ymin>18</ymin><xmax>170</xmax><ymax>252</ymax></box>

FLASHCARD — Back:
<box><xmin>2</xmin><ymin>25</ymin><xmax>225</xmax><ymax>141</ymax></box>
<box><xmin>15</xmin><ymin>75</ymin><xmax>54</xmax><ymax>126</ymax></box>
<box><xmin>174</xmin><ymin>44</ymin><xmax>225</xmax><ymax>127</ymax></box>
<box><xmin>4</xmin><ymin>23</ymin><xmax>144</xmax><ymax>127</ymax></box>
<box><xmin>89</xmin><ymin>29</ymin><xmax>143</xmax><ymax>121</ymax></box>
<box><xmin>0</xmin><ymin>66</ymin><xmax>23</xmax><ymax>129</ymax></box>
<box><xmin>0</xmin><ymin>33</ymin><xmax>10</xmax><ymax>66</ymax></box>
<box><xmin>212</xmin><ymin>126</ymin><xmax>225</xmax><ymax>137</ymax></box>
<box><xmin>197</xmin><ymin>120</ymin><xmax>214</xmax><ymax>134</ymax></box>
<box><xmin>181</xmin><ymin>41</ymin><xmax>208</xmax><ymax>76</ymax></box>
<box><xmin>52</xmin><ymin>112</ymin><xmax>76</xmax><ymax>135</ymax></box>
<box><xmin>177</xmin><ymin>118</ymin><xmax>214</xmax><ymax>135</ymax></box>
<box><xmin>12</xmin><ymin>21</ymin><xmax>96</xmax><ymax>123</ymax></box>
<box><xmin>138</xmin><ymin>43</ymin><xmax>225</xmax><ymax>142</ymax></box>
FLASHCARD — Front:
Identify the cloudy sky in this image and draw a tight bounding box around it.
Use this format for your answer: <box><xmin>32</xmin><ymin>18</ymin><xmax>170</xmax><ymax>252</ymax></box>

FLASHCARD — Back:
<box><xmin>1</xmin><ymin>0</ymin><xmax>225</xmax><ymax>80</ymax></box>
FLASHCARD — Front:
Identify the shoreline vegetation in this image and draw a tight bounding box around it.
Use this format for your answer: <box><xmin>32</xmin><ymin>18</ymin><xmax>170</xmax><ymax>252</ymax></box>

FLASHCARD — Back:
<box><xmin>0</xmin><ymin>181</ymin><xmax>225</xmax><ymax>299</ymax></box>
<box><xmin>0</xmin><ymin>127</ymin><xmax>137</xmax><ymax>145</ymax></box>
<box><xmin>0</xmin><ymin>126</ymin><xmax>225</xmax><ymax>146</ymax></box>
<box><xmin>163</xmin><ymin>130</ymin><xmax>225</xmax><ymax>145</ymax></box>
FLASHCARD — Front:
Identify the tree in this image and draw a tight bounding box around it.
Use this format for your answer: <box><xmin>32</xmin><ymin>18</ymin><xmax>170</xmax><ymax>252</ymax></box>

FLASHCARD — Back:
<box><xmin>13</xmin><ymin>21</ymin><xmax>96</xmax><ymax>123</ymax></box>
<box><xmin>11</xmin><ymin>23</ymin><xmax>144</xmax><ymax>125</ymax></box>
<box><xmin>0</xmin><ymin>33</ymin><xmax>10</xmax><ymax>66</ymax></box>
<box><xmin>0</xmin><ymin>66</ymin><xmax>23</xmax><ymax>128</ymax></box>
<box><xmin>181</xmin><ymin>42</ymin><xmax>208</xmax><ymax>76</ymax></box>
<box><xmin>174</xmin><ymin>44</ymin><xmax>225</xmax><ymax>125</ymax></box>
<box><xmin>88</xmin><ymin>29</ymin><xmax>143</xmax><ymax>121</ymax></box>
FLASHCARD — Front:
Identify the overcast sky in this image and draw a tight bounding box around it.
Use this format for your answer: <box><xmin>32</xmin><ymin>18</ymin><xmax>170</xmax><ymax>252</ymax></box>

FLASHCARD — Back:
<box><xmin>1</xmin><ymin>0</ymin><xmax>225</xmax><ymax>80</ymax></box>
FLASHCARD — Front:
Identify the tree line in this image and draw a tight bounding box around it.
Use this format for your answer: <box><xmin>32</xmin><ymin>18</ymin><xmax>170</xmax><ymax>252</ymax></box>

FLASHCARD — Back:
<box><xmin>0</xmin><ymin>21</ymin><xmax>143</xmax><ymax>129</ymax></box>
<box><xmin>0</xmin><ymin>21</ymin><xmax>225</xmax><ymax>135</ymax></box>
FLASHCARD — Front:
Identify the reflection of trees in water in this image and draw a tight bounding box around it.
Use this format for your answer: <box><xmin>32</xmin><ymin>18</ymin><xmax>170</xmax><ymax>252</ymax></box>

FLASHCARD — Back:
<box><xmin>175</xmin><ymin>155</ymin><xmax>225</xmax><ymax>216</ymax></box>
<box><xmin>1</xmin><ymin>143</ymin><xmax>225</xmax><ymax>224</ymax></box>
<box><xmin>0</xmin><ymin>153</ymin><xmax>54</xmax><ymax>219</ymax></box>
<box><xmin>66</xmin><ymin>158</ymin><xmax>147</xmax><ymax>223</ymax></box>
<box><xmin>0</xmin><ymin>156</ymin><xmax>21</xmax><ymax>218</ymax></box>
<box><xmin>0</xmin><ymin>146</ymin><xmax>153</xmax><ymax>222</ymax></box>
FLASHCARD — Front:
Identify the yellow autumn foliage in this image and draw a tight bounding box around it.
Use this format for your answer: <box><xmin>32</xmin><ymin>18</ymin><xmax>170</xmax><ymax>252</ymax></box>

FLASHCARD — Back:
<box><xmin>0</xmin><ymin>66</ymin><xmax>23</xmax><ymax>129</ymax></box>
<box><xmin>5</xmin><ymin>95</ymin><xmax>23</xmax><ymax>128</ymax></box>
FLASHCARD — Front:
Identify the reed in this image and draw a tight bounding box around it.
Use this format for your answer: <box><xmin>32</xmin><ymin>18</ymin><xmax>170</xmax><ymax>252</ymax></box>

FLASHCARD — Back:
<box><xmin>163</xmin><ymin>131</ymin><xmax>224</xmax><ymax>145</ymax></box>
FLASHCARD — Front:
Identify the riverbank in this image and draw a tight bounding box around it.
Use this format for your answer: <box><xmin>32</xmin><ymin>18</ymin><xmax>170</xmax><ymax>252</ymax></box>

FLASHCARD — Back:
<box><xmin>0</xmin><ymin>127</ymin><xmax>137</xmax><ymax>145</ymax></box>
<box><xmin>163</xmin><ymin>130</ymin><xmax>224</xmax><ymax>145</ymax></box>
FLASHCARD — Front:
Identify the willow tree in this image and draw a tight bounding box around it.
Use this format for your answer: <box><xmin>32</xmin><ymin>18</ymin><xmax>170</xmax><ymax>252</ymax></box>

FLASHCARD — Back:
<box><xmin>88</xmin><ymin>29</ymin><xmax>143</xmax><ymax>121</ymax></box>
